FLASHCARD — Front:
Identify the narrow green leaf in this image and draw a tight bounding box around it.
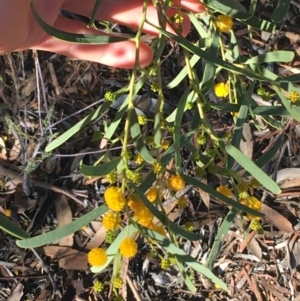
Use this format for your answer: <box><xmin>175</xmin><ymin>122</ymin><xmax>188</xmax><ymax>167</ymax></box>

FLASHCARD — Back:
<box><xmin>88</xmin><ymin>0</ymin><xmax>104</xmax><ymax>27</ymax></box>
<box><xmin>271</xmin><ymin>0</ymin><xmax>291</xmax><ymax>23</ymax></box>
<box><xmin>31</xmin><ymin>2</ymin><xmax>132</xmax><ymax>44</ymax></box>
<box><xmin>225</xmin><ymin>144</ymin><xmax>281</xmax><ymax>194</ymax></box>
<box><xmin>202</xmin><ymin>0</ymin><xmax>275</xmax><ymax>32</ymax></box>
<box><xmin>175</xmin><ymin>258</ymin><xmax>197</xmax><ymax>292</ymax></box>
<box><xmin>245</xmin><ymin>51</ymin><xmax>294</xmax><ymax>65</ymax></box>
<box><xmin>174</xmin><ymin>89</ymin><xmax>190</xmax><ymax>173</ymax></box>
<box><xmin>17</xmin><ymin>205</ymin><xmax>108</xmax><ymax>248</ymax></box>
<box><xmin>227</xmin><ymin>89</ymin><xmax>248</xmax><ymax>169</ymax></box>
<box><xmin>0</xmin><ymin>214</ymin><xmax>30</xmax><ymax>239</ymax></box>
<box><xmin>281</xmin><ymin>74</ymin><xmax>300</xmax><ymax>82</ymax></box>
<box><xmin>182</xmin><ymin>174</ymin><xmax>264</xmax><ymax>216</ymax></box>
<box><xmin>273</xmin><ymin>85</ymin><xmax>300</xmax><ymax>121</ymax></box>
<box><xmin>210</xmin><ymin>103</ymin><xmax>289</xmax><ymax>116</ymax></box>
<box><xmin>206</xmin><ymin>209</ymin><xmax>237</xmax><ymax>269</ymax></box>
<box><xmin>188</xmin><ymin>13</ymin><xmax>210</xmax><ymax>39</ymax></box>
<box><xmin>134</xmin><ymin>223</ymin><xmax>228</xmax><ymax>291</ymax></box>
<box><xmin>80</xmin><ymin>157</ymin><xmax>122</xmax><ymax>177</ymax></box>
<box><xmin>91</xmin><ymin>224</ymin><xmax>136</xmax><ymax>273</ymax></box>
<box><xmin>243</xmin><ymin>135</ymin><xmax>284</xmax><ymax>178</ymax></box>
<box><xmin>200</xmin><ymin>30</ymin><xmax>219</xmax><ymax>90</ymax></box>
<box><xmin>130</xmin><ymin>110</ymin><xmax>155</xmax><ymax>163</ymax></box>
<box><xmin>46</xmin><ymin>102</ymin><xmax>111</xmax><ymax>152</ymax></box>
<box><xmin>105</xmin><ymin>77</ymin><xmax>147</xmax><ymax>140</ymax></box>
<box><xmin>167</xmin><ymin>54</ymin><xmax>200</xmax><ymax>89</ymax></box>
<box><xmin>150</xmin><ymin>24</ymin><xmax>273</xmax><ymax>82</ymax></box>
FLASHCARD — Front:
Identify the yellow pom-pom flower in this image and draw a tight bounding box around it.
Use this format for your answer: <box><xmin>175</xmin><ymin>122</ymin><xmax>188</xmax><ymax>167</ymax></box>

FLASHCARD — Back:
<box><xmin>5</xmin><ymin>209</ymin><xmax>12</xmax><ymax>217</ymax></box>
<box><xmin>88</xmin><ymin>248</ymin><xmax>107</xmax><ymax>267</ymax></box>
<box><xmin>217</xmin><ymin>186</ymin><xmax>233</xmax><ymax>198</ymax></box>
<box><xmin>167</xmin><ymin>175</ymin><xmax>185</xmax><ymax>192</ymax></box>
<box><xmin>214</xmin><ymin>82</ymin><xmax>229</xmax><ymax>98</ymax></box>
<box><xmin>134</xmin><ymin>206</ymin><xmax>153</xmax><ymax>227</ymax></box>
<box><xmin>119</xmin><ymin>237</ymin><xmax>138</xmax><ymax>258</ymax></box>
<box><xmin>128</xmin><ymin>197</ymin><xmax>144</xmax><ymax>212</ymax></box>
<box><xmin>104</xmin><ymin>187</ymin><xmax>125</xmax><ymax>212</ymax></box>
<box><xmin>146</xmin><ymin>187</ymin><xmax>159</xmax><ymax>202</ymax></box>
<box><xmin>216</xmin><ymin>15</ymin><xmax>233</xmax><ymax>33</ymax></box>
<box><xmin>102</xmin><ymin>211</ymin><xmax>121</xmax><ymax>230</ymax></box>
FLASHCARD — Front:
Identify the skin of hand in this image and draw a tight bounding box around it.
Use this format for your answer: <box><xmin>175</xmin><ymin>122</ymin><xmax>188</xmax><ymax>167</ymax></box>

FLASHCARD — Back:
<box><xmin>0</xmin><ymin>0</ymin><xmax>205</xmax><ymax>68</ymax></box>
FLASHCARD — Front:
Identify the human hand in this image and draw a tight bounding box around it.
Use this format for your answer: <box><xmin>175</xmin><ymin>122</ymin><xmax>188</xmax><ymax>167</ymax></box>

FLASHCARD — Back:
<box><xmin>0</xmin><ymin>0</ymin><xmax>205</xmax><ymax>68</ymax></box>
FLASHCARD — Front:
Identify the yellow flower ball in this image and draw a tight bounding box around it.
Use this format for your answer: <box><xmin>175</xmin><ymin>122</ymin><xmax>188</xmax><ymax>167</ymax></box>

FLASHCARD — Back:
<box><xmin>128</xmin><ymin>198</ymin><xmax>144</xmax><ymax>212</ymax></box>
<box><xmin>146</xmin><ymin>187</ymin><xmax>159</xmax><ymax>202</ymax></box>
<box><xmin>104</xmin><ymin>187</ymin><xmax>125</xmax><ymax>212</ymax></box>
<box><xmin>136</xmin><ymin>215</ymin><xmax>153</xmax><ymax>227</ymax></box>
<box><xmin>167</xmin><ymin>175</ymin><xmax>185</xmax><ymax>192</ymax></box>
<box><xmin>134</xmin><ymin>207</ymin><xmax>151</xmax><ymax>218</ymax></box>
<box><xmin>119</xmin><ymin>237</ymin><xmax>138</xmax><ymax>258</ymax></box>
<box><xmin>102</xmin><ymin>211</ymin><xmax>121</xmax><ymax>230</ymax></box>
<box><xmin>5</xmin><ymin>209</ymin><xmax>12</xmax><ymax>217</ymax></box>
<box><xmin>88</xmin><ymin>248</ymin><xmax>107</xmax><ymax>267</ymax></box>
<box><xmin>216</xmin><ymin>15</ymin><xmax>233</xmax><ymax>33</ymax></box>
<box><xmin>214</xmin><ymin>82</ymin><xmax>229</xmax><ymax>98</ymax></box>
<box><xmin>289</xmin><ymin>91</ymin><xmax>300</xmax><ymax>103</ymax></box>
<box><xmin>217</xmin><ymin>185</ymin><xmax>233</xmax><ymax>198</ymax></box>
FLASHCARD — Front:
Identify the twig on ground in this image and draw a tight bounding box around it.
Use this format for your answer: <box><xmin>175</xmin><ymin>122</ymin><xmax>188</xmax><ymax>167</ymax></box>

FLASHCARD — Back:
<box><xmin>0</xmin><ymin>165</ymin><xmax>85</xmax><ymax>206</ymax></box>
<box><xmin>31</xmin><ymin>247</ymin><xmax>61</xmax><ymax>300</ymax></box>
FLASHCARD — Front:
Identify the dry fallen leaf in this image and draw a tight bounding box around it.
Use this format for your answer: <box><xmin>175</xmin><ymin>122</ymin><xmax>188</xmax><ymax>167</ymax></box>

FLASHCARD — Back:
<box><xmin>276</xmin><ymin>168</ymin><xmax>300</xmax><ymax>184</ymax></box>
<box><xmin>240</xmin><ymin>123</ymin><xmax>253</xmax><ymax>160</ymax></box>
<box><xmin>198</xmin><ymin>179</ymin><xmax>210</xmax><ymax>209</ymax></box>
<box><xmin>247</xmin><ymin>235</ymin><xmax>262</xmax><ymax>260</ymax></box>
<box><xmin>55</xmin><ymin>194</ymin><xmax>73</xmax><ymax>246</ymax></box>
<box><xmin>7</xmin><ymin>282</ymin><xmax>24</xmax><ymax>301</ymax></box>
<box><xmin>0</xmin><ymin>137</ymin><xmax>7</xmax><ymax>160</ymax></box>
<box><xmin>261</xmin><ymin>203</ymin><xmax>294</xmax><ymax>233</ymax></box>
<box><xmin>85</xmin><ymin>221</ymin><xmax>107</xmax><ymax>250</ymax></box>
<box><xmin>9</xmin><ymin>137</ymin><xmax>21</xmax><ymax>161</ymax></box>
<box><xmin>43</xmin><ymin>246</ymin><xmax>88</xmax><ymax>271</ymax></box>
<box><xmin>280</xmin><ymin>178</ymin><xmax>300</xmax><ymax>189</ymax></box>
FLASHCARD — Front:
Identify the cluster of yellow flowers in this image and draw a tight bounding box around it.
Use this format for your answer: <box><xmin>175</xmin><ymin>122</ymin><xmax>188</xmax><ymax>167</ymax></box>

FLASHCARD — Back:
<box><xmin>87</xmin><ymin>173</ymin><xmax>185</xmax><ymax>270</ymax></box>
<box><xmin>102</xmin><ymin>211</ymin><xmax>121</xmax><ymax>230</ymax></box>
<box><xmin>240</xmin><ymin>195</ymin><xmax>261</xmax><ymax>221</ymax></box>
<box><xmin>217</xmin><ymin>185</ymin><xmax>262</xmax><ymax>222</ymax></box>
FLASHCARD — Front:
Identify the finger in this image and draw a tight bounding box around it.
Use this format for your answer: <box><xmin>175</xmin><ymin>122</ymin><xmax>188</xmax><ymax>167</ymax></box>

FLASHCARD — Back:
<box><xmin>32</xmin><ymin>17</ymin><xmax>154</xmax><ymax>68</ymax></box>
<box><xmin>0</xmin><ymin>0</ymin><xmax>31</xmax><ymax>53</ymax></box>
<box><xmin>20</xmin><ymin>0</ymin><xmax>64</xmax><ymax>49</ymax></box>
<box><xmin>61</xmin><ymin>0</ymin><xmax>199</xmax><ymax>37</ymax></box>
<box><xmin>173</xmin><ymin>0</ymin><xmax>206</xmax><ymax>12</ymax></box>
